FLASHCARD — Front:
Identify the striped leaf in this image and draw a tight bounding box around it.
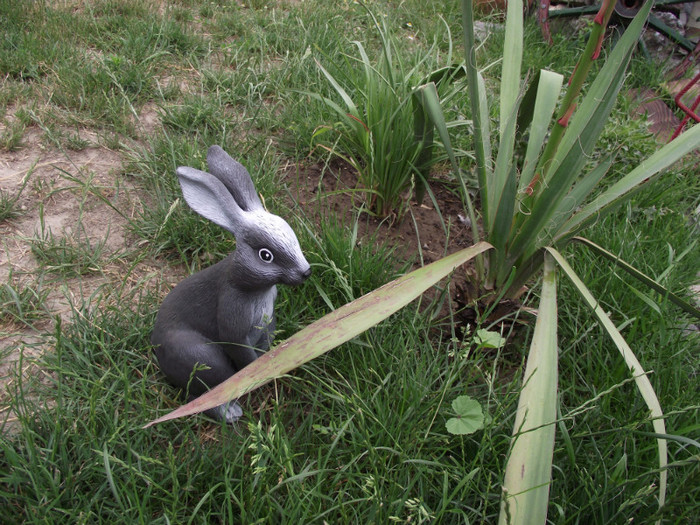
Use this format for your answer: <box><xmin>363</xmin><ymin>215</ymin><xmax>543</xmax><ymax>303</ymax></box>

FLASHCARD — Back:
<box><xmin>499</xmin><ymin>252</ymin><xmax>558</xmax><ymax>525</ymax></box>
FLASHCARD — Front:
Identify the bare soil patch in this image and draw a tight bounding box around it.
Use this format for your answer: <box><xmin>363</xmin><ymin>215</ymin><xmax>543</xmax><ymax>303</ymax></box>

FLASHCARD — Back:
<box><xmin>287</xmin><ymin>158</ymin><xmax>476</xmax><ymax>265</ymax></box>
<box><xmin>0</xmin><ymin>130</ymin><xmax>158</xmax><ymax>429</ymax></box>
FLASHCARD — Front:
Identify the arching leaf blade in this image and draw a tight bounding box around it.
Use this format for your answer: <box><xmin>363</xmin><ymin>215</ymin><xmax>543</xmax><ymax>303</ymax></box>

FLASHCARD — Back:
<box><xmin>145</xmin><ymin>242</ymin><xmax>493</xmax><ymax>428</ymax></box>
<box><xmin>546</xmin><ymin>247</ymin><xmax>667</xmax><ymax>511</ymax></box>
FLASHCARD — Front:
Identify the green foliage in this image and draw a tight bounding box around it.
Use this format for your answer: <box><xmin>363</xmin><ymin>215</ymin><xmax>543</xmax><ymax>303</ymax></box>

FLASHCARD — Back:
<box><xmin>0</xmin><ymin>2</ymin><xmax>73</xmax><ymax>81</ymax></box>
<box><xmin>309</xmin><ymin>9</ymin><xmax>463</xmax><ymax>218</ymax></box>
<box><xmin>445</xmin><ymin>395</ymin><xmax>484</xmax><ymax>435</ymax></box>
<box><xmin>0</xmin><ymin>172</ymin><xmax>29</xmax><ymax>222</ymax></box>
<box><xmin>1</xmin><ymin>1</ymin><xmax>698</xmax><ymax>522</ymax></box>
<box><xmin>473</xmin><ymin>328</ymin><xmax>507</xmax><ymax>349</ymax></box>
<box><xmin>0</xmin><ymin>119</ymin><xmax>26</xmax><ymax>151</ymax></box>
<box><xmin>0</xmin><ymin>274</ymin><xmax>48</xmax><ymax>326</ymax></box>
<box><xmin>30</xmin><ymin>215</ymin><xmax>109</xmax><ymax>278</ymax></box>
<box><xmin>0</xmin><ymin>188</ymin><xmax>22</xmax><ymax>222</ymax></box>
<box><xmin>302</xmin><ymin>216</ymin><xmax>405</xmax><ymax>305</ymax></box>
<box><xmin>424</xmin><ymin>1</ymin><xmax>700</xmax><ymax>522</ymax></box>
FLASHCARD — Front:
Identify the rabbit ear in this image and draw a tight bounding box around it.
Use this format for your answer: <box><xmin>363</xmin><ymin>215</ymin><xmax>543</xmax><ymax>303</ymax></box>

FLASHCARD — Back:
<box><xmin>206</xmin><ymin>146</ymin><xmax>263</xmax><ymax>211</ymax></box>
<box><xmin>176</xmin><ymin>166</ymin><xmax>246</xmax><ymax>235</ymax></box>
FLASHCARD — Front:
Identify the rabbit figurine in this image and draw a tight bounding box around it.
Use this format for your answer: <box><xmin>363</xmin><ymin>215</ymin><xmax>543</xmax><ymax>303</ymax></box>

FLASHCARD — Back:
<box><xmin>151</xmin><ymin>145</ymin><xmax>311</xmax><ymax>423</ymax></box>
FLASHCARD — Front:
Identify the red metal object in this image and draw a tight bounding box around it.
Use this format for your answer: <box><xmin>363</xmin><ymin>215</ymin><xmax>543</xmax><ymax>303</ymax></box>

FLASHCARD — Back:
<box><xmin>670</xmin><ymin>72</ymin><xmax>700</xmax><ymax>141</ymax></box>
<box><xmin>538</xmin><ymin>0</ymin><xmax>552</xmax><ymax>44</ymax></box>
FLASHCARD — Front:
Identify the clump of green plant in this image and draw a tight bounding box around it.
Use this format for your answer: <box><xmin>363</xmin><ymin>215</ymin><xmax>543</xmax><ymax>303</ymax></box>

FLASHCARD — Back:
<box><xmin>0</xmin><ymin>273</ymin><xmax>48</xmax><ymax>326</ymax></box>
<box><xmin>0</xmin><ymin>172</ymin><xmax>29</xmax><ymax>222</ymax></box>
<box><xmin>308</xmin><ymin>8</ymin><xmax>464</xmax><ymax>218</ymax></box>
<box><xmin>30</xmin><ymin>210</ymin><xmax>108</xmax><ymax>278</ymax></box>
<box><xmin>0</xmin><ymin>119</ymin><xmax>26</xmax><ymax>151</ymax></box>
<box><xmin>0</xmin><ymin>189</ymin><xmax>22</xmax><ymax>222</ymax></box>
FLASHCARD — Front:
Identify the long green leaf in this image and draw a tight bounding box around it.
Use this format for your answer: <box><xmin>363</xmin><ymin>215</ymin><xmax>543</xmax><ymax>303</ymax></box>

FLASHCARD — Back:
<box><xmin>546</xmin><ymin>247</ymin><xmax>667</xmax><ymax>511</ymax></box>
<box><xmin>304</xmin><ymin>92</ymin><xmax>360</xmax><ymax>131</ymax></box>
<box><xmin>517</xmin><ymin>70</ymin><xmax>564</xmax><ymax>193</ymax></box>
<box><xmin>315</xmin><ymin>58</ymin><xmax>360</xmax><ymax>118</ymax></box>
<box><xmin>543</xmin><ymin>155</ymin><xmax>614</xmax><ymax>241</ymax></box>
<box><xmin>490</xmin><ymin>164</ymin><xmax>517</xmax><ymax>287</ymax></box>
<box><xmin>477</xmin><ymin>71</ymin><xmax>493</xmax><ymax>182</ymax></box>
<box><xmin>544</xmin><ymin>2</ymin><xmax>650</xmax><ymax>186</ymax></box>
<box><xmin>499</xmin><ymin>0</ymin><xmax>523</xmax><ymax>138</ymax></box>
<box><xmin>499</xmin><ymin>252</ymin><xmax>558</xmax><ymax>525</ymax></box>
<box><xmin>145</xmin><ymin>242</ymin><xmax>493</xmax><ymax>427</ymax></box>
<box><xmin>490</xmin><ymin>96</ymin><xmax>519</xmax><ymax>236</ymax></box>
<box><xmin>571</xmin><ymin>236</ymin><xmax>700</xmax><ymax>319</ymax></box>
<box><xmin>461</xmin><ymin>0</ymin><xmax>491</xmax><ymax>219</ymax></box>
<box><xmin>416</xmin><ymin>82</ymin><xmax>481</xmax><ymax>247</ymax></box>
<box><xmin>537</xmin><ymin>0</ymin><xmax>620</xmax><ymax>174</ymax></box>
<box><xmin>412</xmin><ymin>89</ymin><xmax>433</xmax><ymax>205</ymax></box>
<box><xmin>556</xmin><ymin>122</ymin><xmax>700</xmax><ymax>240</ymax></box>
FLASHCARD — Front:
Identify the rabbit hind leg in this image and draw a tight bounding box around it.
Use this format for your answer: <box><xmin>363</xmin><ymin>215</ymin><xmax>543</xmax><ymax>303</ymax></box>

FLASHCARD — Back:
<box><xmin>152</xmin><ymin>329</ymin><xmax>242</xmax><ymax>423</ymax></box>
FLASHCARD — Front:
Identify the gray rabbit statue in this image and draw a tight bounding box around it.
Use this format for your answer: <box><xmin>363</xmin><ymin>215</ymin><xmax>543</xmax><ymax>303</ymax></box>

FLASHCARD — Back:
<box><xmin>151</xmin><ymin>146</ymin><xmax>311</xmax><ymax>423</ymax></box>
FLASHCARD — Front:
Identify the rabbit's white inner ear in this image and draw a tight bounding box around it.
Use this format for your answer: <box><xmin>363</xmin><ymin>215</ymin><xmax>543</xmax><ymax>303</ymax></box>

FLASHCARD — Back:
<box><xmin>176</xmin><ymin>166</ymin><xmax>245</xmax><ymax>235</ymax></box>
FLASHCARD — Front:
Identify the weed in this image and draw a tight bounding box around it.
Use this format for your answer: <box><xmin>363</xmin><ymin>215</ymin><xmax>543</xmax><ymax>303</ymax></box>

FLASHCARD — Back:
<box><xmin>0</xmin><ymin>190</ymin><xmax>22</xmax><ymax>222</ymax></box>
<box><xmin>0</xmin><ymin>120</ymin><xmax>26</xmax><ymax>151</ymax></box>
<box><xmin>30</xmin><ymin>213</ymin><xmax>109</xmax><ymax>278</ymax></box>
<box><xmin>0</xmin><ymin>173</ymin><xmax>29</xmax><ymax>222</ymax></box>
<box><xmin>0</xmin><ymin>273</ymin><xmax>48</xmax><ymax>327</ymax></box>
<box><xmin>309</xmin><ymin>10</ymin><xmax>463</xmax><ymax>218</ymax></box>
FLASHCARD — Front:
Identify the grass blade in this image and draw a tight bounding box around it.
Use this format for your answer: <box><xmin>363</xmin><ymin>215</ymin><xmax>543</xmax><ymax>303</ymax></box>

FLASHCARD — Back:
<box><xmin>417</xmin><ymin>82</ymin><xmax>481</xmax><ymax>247</ymax></box>
<box><xmin>145</xmin><ymin>242</ymin><xmax>493</xmax><ymax>427</ymax></box>
<box><xmin>314</xmin><ymin>58</ymin><xmax>360</xmax><ymax>119</ymax></box>
<box><xmin>571</xmin><ymin>236</ymin><xmax>700</xmax><ymax>319</ymax></box>
<box><xmin>412</xmin><ymin>88</ymin><xmax>435</xmax><ymax>205</ymax></box>
<box><xmin>546</xmin><ymin>247</ymin><xmax>667</xmax><ymax>511</ymax></box>
<box><xmin>499</xmin><ymin>252</ymin><xmax>558</xmax><ymax>525</ymax></box>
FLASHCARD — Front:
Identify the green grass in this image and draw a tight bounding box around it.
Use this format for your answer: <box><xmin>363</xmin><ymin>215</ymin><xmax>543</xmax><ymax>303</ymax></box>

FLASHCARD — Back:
<box><xmin>550</xmin><ymin>170</ymin><xmax>700</xmax><ymax>521</ymax></box>
<box><xmin>30</xmin><ymin>217</ymin><xmax>110</xmax><ymax>279</ymax></box>
<box><xmin>0</xmin><ymin>1</ymin><xmax>698</xmax><ymax>523</ymax></box>
<box><xmin>0</xmin><ymin>189</ymin><xmax>22</xmax><ymax>222</ymax></box>
<box><xmin>0</xmin><ymin>273</ymin><xmax>48</xmax><ymax>327</ymax></box>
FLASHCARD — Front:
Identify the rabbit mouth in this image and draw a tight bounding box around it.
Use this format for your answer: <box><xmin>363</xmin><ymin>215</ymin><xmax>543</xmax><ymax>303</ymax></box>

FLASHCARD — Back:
<box><xmin>283</xmin><ymin>266</ymin><xmax>312</xmax><ymax>286</ymax></box>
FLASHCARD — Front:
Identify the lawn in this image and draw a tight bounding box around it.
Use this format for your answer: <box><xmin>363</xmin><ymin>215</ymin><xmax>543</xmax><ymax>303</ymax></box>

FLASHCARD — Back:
<box><xmin>1</xmin><ymin>0</ymin><xmax>698</xmax><ymax>523</ymax></box>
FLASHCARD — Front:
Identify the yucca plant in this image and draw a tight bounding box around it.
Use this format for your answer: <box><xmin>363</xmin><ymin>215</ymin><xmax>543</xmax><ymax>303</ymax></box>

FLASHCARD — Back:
<box><xmin>416</xmin><ymin>1</ymin><xmax>700</xmax><ymax>522</ymax></box>
<box><xmin>307</xmin><ymin>9</ymin><xmax>466</xmax><ymax>218</ymax></box>
<box><xmin>146</xmin><ymin>1</ymin><xmax>700</xmax><ymax>523</ymax></box>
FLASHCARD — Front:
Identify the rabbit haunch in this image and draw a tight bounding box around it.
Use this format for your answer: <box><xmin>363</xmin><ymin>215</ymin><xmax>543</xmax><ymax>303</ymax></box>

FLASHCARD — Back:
<box><xmin>151</xmin><ymin>146</ymin><xmax>311</xmax><ymax>424</ymax></box>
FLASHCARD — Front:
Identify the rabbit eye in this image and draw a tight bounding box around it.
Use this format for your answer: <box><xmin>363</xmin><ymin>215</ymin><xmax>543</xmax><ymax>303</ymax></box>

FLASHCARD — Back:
<box><xmin>258</xmin><ymin>248</ymin><xmax>274</xmax><ymax>263</ymax></box>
